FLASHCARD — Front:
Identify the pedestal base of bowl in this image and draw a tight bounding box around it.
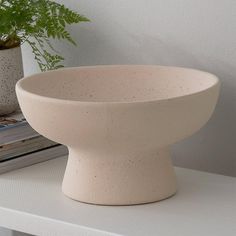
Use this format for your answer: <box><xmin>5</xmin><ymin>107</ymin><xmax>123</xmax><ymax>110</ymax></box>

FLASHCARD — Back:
<box><xmin>62</xmin><ymin>148</ymin><xmax>177</xmax><ymax>205</ymax></box>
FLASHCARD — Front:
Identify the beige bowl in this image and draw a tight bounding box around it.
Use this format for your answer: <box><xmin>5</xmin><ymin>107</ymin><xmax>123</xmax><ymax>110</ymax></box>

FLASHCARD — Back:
<box><xmin>16</xmin><ymin>65</ymin><xmax>220</xmax><ymax>205</ymax></box>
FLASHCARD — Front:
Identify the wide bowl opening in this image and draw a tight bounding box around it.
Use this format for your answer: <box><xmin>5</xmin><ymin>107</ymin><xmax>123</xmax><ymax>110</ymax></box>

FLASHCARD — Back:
<box><xmin>17</xmin><ymin>65</ymin><xmax>218</xmax><ymax>103</ymax></box>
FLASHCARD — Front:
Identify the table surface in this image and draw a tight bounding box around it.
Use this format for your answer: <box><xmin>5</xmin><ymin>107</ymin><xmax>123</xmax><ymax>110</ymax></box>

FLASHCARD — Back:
<box><xmin>0</xmin><ymin>156</ymin><xmax>235</xmax><ymax>236</ymax></box>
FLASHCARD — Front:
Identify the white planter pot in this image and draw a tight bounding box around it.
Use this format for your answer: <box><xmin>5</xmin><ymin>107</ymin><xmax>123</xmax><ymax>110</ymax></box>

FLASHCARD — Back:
<box><xmin>0</xmin><ymin>46</ymin><xmax>23</xmax><ymax>115</ymax></box>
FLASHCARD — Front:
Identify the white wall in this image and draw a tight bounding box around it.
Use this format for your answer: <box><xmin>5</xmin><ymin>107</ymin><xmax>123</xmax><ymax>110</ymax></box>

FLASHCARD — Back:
<box><xmin>1</xmin><ymin>1</ymin><xmax>235</xmax><ymax>234</ymax></box>
<box><xmin>22</xmin><ymin>0</ymin><xmax>236</xmax><ymax>177</ymax></box>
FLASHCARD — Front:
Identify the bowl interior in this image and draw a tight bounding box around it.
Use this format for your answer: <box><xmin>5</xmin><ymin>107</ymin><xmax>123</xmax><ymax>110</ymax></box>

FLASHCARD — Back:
<box><xmin>18</xmin><ymin>65</ymin><xmax>218</xmax><ymax>103</ymax></box>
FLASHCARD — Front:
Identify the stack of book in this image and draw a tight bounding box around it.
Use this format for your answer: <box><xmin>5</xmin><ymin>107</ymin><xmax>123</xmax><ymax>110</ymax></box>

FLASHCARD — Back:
<box><xmin>0</xmin><ymin>111</ymin><xmax>68</xmax><ymax>174</ymax></box>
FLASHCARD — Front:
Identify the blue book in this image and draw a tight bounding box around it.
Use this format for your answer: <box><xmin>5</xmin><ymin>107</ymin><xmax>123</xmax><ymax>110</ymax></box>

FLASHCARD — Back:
<box><xmin>0</xmin><ymin>111</ymin><xmax>39</xmax><ymax>145</ymax></box>
<box><xmin>0</xmin><ymin>111</ymin><xmax>66</xmax><ymax>174</ymax></box>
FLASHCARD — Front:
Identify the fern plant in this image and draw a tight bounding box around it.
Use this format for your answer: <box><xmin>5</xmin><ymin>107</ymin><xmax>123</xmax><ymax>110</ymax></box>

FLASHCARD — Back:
<box><xmin>0</xmin><ymin>0</ymin><xmax>89</xmax><ymax>71</ymax></box>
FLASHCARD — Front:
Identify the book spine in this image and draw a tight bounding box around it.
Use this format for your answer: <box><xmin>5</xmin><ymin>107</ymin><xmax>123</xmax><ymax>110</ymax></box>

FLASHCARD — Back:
<box><xmin>0</xmin><ymin>145</ymin><xmax>68</xmax><ymax>174</ymax></box>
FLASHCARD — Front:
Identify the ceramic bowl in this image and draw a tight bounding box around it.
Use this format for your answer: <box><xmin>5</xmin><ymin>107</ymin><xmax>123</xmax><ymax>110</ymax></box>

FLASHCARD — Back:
<box><xmin>16</xmin><ymin>65</ymin><xmax>220</xmax><ymax>205</ymax></box>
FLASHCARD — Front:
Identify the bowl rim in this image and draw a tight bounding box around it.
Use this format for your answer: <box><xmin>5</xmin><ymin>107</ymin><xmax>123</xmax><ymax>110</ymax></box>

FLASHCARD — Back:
<box><xmin>16</xmin><ymin>65</ymin><xmax>220</xmax><ymax>105</ymax></box>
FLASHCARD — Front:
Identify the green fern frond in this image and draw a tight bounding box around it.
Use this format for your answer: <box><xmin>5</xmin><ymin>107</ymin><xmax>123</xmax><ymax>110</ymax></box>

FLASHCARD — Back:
<box><xmin>0</xmin><ymin>0</ymin><xmax>89</xmax><ymax>71</ymax></box>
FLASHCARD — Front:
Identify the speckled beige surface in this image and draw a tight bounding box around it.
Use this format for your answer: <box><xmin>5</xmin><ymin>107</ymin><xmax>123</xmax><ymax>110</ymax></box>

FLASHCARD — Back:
<box><xmin>16</xmin><ymin>65</ymin><xmax>220</xmax><ymax>205</ymax></box>
<box><xmin>0</xmin><ymin>46</ymin><xmax>23</xmax><ymax>115</ymax></box>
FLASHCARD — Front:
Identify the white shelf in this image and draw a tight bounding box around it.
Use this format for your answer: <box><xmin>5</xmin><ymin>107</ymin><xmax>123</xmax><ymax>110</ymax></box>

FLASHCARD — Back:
<box><xmin>0</xmin><ymin>157</ymin><xmax>235</xmax><ymax>236</ymax></box>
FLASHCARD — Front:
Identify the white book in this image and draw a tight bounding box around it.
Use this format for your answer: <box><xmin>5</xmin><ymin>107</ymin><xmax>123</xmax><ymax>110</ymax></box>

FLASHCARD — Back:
<box><xmin>0</xmin><ymin>135</ymin><xmax>57</xmax><ymax>161</ymax></box>
<box><xmin>0</xmin><ymin>145</ymin><xmax>68</xmax><ymax>174</ymax></box>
